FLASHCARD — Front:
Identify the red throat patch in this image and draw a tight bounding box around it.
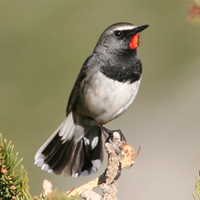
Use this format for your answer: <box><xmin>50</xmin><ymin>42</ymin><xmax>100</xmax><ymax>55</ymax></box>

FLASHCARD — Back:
<box><xmin>129</xmin><ymin>33</ymin><xmax>139</xmax><ymax>49</ymax></box>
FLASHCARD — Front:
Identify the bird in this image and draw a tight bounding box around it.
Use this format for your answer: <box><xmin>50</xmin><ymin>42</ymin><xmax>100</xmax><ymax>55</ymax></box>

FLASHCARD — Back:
<box><xmin>34</xmin><ymin>22</ymin><xmax>149</xmax><ymax>178</ymax></box>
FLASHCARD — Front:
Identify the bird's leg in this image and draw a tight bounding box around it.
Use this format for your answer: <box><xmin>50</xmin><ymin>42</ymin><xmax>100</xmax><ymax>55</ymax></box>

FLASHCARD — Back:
<box><xmin>90</xmin><ymin>119</ymin><xmax>126</xmax><ymax>142</ymax></box>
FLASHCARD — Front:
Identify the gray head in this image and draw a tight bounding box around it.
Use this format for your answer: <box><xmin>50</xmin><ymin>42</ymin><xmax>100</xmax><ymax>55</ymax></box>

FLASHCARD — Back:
<box><xmin>94</xmin><ymin>22</ymin><xmax>149</xmax><ymax>54</ymax></box>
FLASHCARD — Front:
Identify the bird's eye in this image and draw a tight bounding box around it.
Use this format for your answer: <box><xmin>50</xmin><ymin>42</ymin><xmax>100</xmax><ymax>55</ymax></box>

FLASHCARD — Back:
<box><xmin>114</xmin><ymin>31</ymin><xmax>123</xmax><ymax>38</ymax></box>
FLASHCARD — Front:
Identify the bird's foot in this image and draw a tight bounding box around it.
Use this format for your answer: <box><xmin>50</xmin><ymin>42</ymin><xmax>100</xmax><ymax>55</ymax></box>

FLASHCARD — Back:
<box><xmin>90</xmin><ymin>118</ymin><xmax>126</xmax><ymax>142</ymax></box>
<box><xmin>105</xmin><ymin>129</ymin><xmax>126</xmax><ymax>143</ymax></box>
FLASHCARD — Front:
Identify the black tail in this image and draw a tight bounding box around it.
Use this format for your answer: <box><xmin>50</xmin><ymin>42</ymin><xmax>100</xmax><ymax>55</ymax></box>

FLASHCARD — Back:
<box><xmin>34</xmin><ymin>112</ymin><xmax>103</xmax><ymax>177</ymax></box>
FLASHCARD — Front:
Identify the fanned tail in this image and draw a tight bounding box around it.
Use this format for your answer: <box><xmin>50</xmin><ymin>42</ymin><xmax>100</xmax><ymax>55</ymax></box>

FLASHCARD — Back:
<box><xmin>34</xmin><ymin>112</ymin><xmax>103</xmax><ymax>177</ymax></box>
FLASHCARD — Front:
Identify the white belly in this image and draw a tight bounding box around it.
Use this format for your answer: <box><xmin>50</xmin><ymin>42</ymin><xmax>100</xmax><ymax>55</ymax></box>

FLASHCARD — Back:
<box><xmin>78</xmin><ymin>71</ymin><xmax>141</xmax><ymax>124</ymax></box>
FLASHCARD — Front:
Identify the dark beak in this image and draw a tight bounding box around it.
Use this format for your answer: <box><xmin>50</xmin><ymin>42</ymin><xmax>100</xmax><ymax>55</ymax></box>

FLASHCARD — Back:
<box><xmin>132</xmin><ymin>24</ymin><xmax>149</xmax><ymax>34</ymax></box>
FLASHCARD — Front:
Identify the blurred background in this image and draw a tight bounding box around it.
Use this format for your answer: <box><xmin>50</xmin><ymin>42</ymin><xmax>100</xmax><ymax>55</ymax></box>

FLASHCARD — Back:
<box><xmin>1</xmin><ymin>1</ymin><xmax>200</xmax><ymax>199</ymax></box>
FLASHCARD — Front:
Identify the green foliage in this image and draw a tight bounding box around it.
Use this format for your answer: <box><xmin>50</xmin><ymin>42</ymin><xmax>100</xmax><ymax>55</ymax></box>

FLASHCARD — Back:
<box><xmin>193</xmin><ymin>169</ymin><xmax>200</xmax><ymax>200</ymax></box>
<box><xmin>0</xmin><ymin>133</ymin><xmax>33</xmax><ymax>200</ymax></box>
<box><xmin>33</xmin><ymin>190</ymin><xmax>78</xmax><ymax>200</ymax></box>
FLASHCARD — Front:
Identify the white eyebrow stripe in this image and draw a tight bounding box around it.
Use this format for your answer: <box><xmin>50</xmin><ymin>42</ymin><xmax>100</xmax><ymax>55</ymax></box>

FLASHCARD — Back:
<box><xmin>114</xmin><ymin>25</ymin><xmax>137</xmax><ymax>31</ymax></box>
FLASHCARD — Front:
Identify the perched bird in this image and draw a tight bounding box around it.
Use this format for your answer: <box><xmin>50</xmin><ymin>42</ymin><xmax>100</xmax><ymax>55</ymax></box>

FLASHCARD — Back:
<box><xmin>35</xmin><ymin>22</ymin><xmax>149</xmax><ymax>177</ymax></box>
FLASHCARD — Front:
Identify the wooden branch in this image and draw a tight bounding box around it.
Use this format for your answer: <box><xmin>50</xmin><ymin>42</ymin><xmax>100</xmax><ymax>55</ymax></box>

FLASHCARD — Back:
<box><xmin>66</xmin><ymin>131</ymin><xmax>138</xmax><ymax>200</ymax></box>
<box><xmin>42</xmin><ymin>179</ymin><xmax>52</xmax><ymax>198</ymax></box>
